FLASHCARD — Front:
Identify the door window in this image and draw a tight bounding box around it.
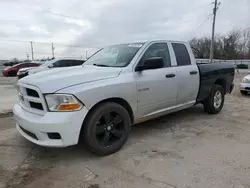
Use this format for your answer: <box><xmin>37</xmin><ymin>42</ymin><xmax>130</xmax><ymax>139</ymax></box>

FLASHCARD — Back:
<box><xmin>19</xmin><ymin>63</ymin><xmax>29</xmax><ymax>68</ymax></box>
<box><xmin>140</xmin><ymin>43</ymin><xmax>171</xmax><ymax>67</ymax></box>
<box><xmin>172</xmin><ymin>43</ymin><xmax>191</xmax><ymax>66</ymax></box>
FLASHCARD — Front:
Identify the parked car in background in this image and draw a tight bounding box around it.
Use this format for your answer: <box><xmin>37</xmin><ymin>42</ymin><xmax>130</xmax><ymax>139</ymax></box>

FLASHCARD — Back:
<box><xmin>240</xmin><ymin>72</ymin><xmax>250</xmax><ymax>95</ymax></box>
<box><xmin>3</xmin><ymin>60</ymin><xmax>20</xmax><ymax>67</ymax></box>
<box><xmin>26</xmin><ymin>58</ymin><xmax>85</xmax><ymax>76</ymax></box>
<box><xmin>2</xmin><ymin>62</ymin><xmax>40</xmax><ymax>77</ymax></box>
<box><xmin>236</xmin><ymin>64</ymin><xmax>248</xmax><ymax>69</ymax></box>
<box><xmin>14</xmin><ymin>40</ymin><xmax>234</xmax><ymax>155</ymax></box>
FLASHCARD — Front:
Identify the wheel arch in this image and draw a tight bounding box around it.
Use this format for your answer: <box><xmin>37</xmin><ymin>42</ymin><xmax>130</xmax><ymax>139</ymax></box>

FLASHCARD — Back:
<box><xmin>78</xmin><ymin>97</ymin><xmax>135</xmax><ymax>143</ymax></box>
<box><xmin>90</xmin><ymin>97</ymin><xmax>134</xmax><ymax>124</ymax></box>
<box><xmin>214</xmin><ymin>78</ymin><xmax>226</xmax><ymax>93</ymax></box>
<box><xmin>8</xmin><ymin>70</ymin><xmax>17</xmax><ymax>77</ymax></box>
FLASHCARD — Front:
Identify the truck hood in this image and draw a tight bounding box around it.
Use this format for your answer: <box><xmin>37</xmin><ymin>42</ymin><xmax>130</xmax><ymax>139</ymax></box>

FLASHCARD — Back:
<box><xmin>29</xmin><ymin>66</ymin><xmax>49</xmax><ymax>74</ymax></box>
<box><xmin>18</xmin><ymin>65</ymin><xmax>122</xmax><ymax>93</ymax></box>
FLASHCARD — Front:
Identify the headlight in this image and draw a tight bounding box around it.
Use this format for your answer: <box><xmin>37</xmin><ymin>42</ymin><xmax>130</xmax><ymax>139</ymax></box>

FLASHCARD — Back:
<box><xmin>45</xmin><ymin>94</ymin><xmax>83</xmax><ymax>111</ymax></box>
<box><xmin>242</xmin><ymin>78</ymin><xmax>250</xmax><ymax>83</ymax></box>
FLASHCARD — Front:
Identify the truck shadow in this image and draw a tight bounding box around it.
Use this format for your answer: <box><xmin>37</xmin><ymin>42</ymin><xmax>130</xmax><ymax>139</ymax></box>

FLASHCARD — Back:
<box><xmin>30</xmin><ymin>104</ymin><xmax>207</xmax><ymax>160</ymax></box>
<box><xmin>131</xmin><ymin>104</ymin><xmax>206</xmax><ymax>134</ymax></box>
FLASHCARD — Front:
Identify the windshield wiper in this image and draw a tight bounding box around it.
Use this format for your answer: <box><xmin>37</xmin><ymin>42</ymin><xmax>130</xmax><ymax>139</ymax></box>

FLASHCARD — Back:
<box><xmin>93</xmin><ymin>64</ymin><xmax>110</xmax><ymax>67</ymax></box>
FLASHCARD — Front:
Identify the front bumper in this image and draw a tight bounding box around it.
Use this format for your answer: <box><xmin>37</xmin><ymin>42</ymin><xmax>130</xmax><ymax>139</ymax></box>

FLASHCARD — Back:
<box><xmin>240</xmin><ymin>83</ymin><xmax>250</xmax><ymax>92</ymax></box>
<box><xmin>2</xmin><ymin>70</ymin><xmax>7</xmax><ymax>77</ymax></box>
<box><xmin>13</xmin><ymin>103</ymin><xmax>88</xmax><ymax>147</ymax></box>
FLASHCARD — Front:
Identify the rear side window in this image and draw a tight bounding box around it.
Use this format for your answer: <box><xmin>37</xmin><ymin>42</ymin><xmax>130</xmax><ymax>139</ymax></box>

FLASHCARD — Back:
<box><xmin>172</xmin><ymin>43</ymin><xmax>191</xmax><ymax>66</ymax></box>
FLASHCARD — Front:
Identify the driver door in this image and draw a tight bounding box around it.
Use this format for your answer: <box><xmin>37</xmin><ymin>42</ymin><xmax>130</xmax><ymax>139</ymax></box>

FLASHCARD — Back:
<box><xmin>135</xmin><ymin>42</ymin><xmax>178</xmax><ymax>118</ymax></box>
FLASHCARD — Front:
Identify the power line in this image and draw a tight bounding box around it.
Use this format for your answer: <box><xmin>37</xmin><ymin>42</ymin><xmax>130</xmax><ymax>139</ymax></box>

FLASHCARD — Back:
<box><xmin>191</xmin><ymin>14</ymin><xmax>213</xmax><ymax>35</ymax></box>
<box><xmin>0</xmin><ymin>38</ymin><xmax>90</xmax><ymax>48</ymax></box>
<box><xmin>45</xmin><ymin>10</ymin><xmax>84</xmax><ymax>21</ymax></box>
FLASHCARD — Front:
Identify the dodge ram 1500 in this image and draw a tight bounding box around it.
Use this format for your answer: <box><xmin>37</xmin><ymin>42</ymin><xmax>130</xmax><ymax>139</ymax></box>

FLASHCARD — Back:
<box><xmin>13</xmin><ymin>40</ymin><xmax>234</xmax><ymax>155</ymax></box>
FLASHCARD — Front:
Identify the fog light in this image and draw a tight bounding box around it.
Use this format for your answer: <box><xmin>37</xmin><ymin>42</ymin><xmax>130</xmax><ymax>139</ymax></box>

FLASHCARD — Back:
<box><xmin>47</xmin><ymin>133</ymin><xmax>61</xmax><ymax>140</ymax></box>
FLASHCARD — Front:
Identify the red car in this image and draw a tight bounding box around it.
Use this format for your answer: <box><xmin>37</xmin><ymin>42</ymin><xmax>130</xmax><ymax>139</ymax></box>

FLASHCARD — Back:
<box><xmin>2</xmin><ymin>62</ymin><xmax>40</xmax><ymax>77</ymax></box>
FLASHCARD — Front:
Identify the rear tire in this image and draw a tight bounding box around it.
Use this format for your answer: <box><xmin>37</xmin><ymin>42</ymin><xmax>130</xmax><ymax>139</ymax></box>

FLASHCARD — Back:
<box><xmin>8</xmin><ymin>71</ymin><xmax>17</xmax><ymax>77</ymax></box>
<box><xmin>83</xmin><ymin>102</ymin><xmax>131</xmax><ymax>156</ymax></box>
<box><xmin>203</xmin><ymin>84</ymin><xmax>225</xmax><ymax>114</ymax></box>
<box><xmin>240</xmin><ymin>90</ymin><xmax>248</xmax><ymax>95</ymax></box>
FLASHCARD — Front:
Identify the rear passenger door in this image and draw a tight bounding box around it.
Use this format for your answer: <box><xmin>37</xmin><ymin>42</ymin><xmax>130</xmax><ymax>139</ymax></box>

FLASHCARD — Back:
<box><xmin>171</xmin><ymin>43</ymin><xmax>199</xmax><ymax>107</ymax></box>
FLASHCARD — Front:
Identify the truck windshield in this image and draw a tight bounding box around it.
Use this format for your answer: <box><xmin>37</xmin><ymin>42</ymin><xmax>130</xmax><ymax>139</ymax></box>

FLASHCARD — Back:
<box><xmin>40</xmin><ymin>59</ymin><xmax>56</xmax><ymax>67</ymax></box>
<box><xmin>84</xmin><ymin>43</ymin><xmax>144</xmax><ymax>67</ymax></box>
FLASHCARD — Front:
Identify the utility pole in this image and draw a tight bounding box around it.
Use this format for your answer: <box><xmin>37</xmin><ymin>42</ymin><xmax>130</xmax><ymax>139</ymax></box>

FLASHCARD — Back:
<box><xmin>26</xmin><ymin>53</ymin><xmax>29</xmax><ymax>60</ymax></box>
<box><xmin>85</xmin><ymin>50</ymin><xmax>88</xmax><ymax>59</ymax></box>
<box><xmin>52</xmin><ymin>42</ymin><xmax>55</xmax><ymax>59</ymax></box>
<box><xmin>209</xmin><ymin>0</ymin><xmax>220</xmax><ymax>63</ymax></box>
<box><xmin>30</xmin><ymin>42</ymin><xmax>34</xmax><ymax>60</ymax></box>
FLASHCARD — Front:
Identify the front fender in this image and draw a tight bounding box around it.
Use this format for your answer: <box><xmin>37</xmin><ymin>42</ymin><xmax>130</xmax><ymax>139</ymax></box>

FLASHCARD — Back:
<box><xmin>57</xmin><ymin>77</ymin><xmax>138</xmax><ymax>118</ymax></box>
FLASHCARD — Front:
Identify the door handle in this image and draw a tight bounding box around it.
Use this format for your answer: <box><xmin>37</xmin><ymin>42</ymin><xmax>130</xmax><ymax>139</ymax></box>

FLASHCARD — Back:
<box><xmin>190</xmin><ymin>71</ymin><xmax>198</xmax><ymax>75</ymax></box>
<box><xmin>165</xmin><ymin>73</ymin><xmax>175</xmax><ymax>78</ymax></box>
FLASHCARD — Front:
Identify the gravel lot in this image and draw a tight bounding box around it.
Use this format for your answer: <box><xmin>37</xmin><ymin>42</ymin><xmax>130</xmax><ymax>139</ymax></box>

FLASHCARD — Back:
<box><xmin>0</xmin><ymin>76</ymin><xmax>17</xmax><ymax>114</ymax></box>
<box><xmin>0</xmin><ymin>71</ymin><xmax>249</xmax><ymax>188</ymax></box>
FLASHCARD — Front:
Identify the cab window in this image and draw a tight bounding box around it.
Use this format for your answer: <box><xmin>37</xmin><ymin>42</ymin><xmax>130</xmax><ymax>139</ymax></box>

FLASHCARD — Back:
<box><xmin>139</xmin><ymin>43</ymin><xmax>171</xmax><ymax>67</ymax></box>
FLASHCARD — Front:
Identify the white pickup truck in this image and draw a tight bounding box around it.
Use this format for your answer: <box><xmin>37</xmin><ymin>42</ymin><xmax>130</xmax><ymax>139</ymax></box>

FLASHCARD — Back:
<box><xmin>13</xmin><ymin>40</ymin><xmax>234</xmax><ymax>155</ymax></box>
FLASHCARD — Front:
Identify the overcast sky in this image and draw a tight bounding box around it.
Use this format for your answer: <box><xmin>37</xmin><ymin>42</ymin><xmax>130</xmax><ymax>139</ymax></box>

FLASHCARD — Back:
<box><xmin>0</xmin><ymin>0</ymin><xmax>249</xmax><ymax>60</ymax></box>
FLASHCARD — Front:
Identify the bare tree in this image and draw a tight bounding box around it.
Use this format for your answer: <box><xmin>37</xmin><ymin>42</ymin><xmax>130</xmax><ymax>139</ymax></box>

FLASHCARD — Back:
<box><xmin>189</xmin><ymin>28</ymin><xmax>250</xmax><ymax>60</ymax></box>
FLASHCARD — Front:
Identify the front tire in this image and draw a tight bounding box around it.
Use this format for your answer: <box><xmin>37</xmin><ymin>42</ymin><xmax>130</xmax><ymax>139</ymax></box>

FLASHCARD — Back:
<box><xmin>83</xmin><ymin>102</ymin><xmax>131</xmax><ymax>156</ymax></box>
<box><xmin>241</xmin><ymin>90</ymin><xmax>248</xmax><ymax>95</ymax></box>
<box><xmin>203</xmin><ymin>84</ymin><xmax>225</xmax><ymax>114</ymax></box>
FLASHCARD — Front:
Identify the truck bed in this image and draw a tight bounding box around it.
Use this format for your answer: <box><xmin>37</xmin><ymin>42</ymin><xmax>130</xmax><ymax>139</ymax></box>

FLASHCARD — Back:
<box><xmin>196</xmin><ymin>63</ymin><xmax>235</xmax><ymax>103</ymax></box>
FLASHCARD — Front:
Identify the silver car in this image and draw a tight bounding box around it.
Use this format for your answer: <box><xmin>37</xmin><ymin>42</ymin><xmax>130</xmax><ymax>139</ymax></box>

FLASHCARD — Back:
<box><xmin>240</xmin><ymin>72</ymin><xmax>250</xmax><ymax>95</ymax></box>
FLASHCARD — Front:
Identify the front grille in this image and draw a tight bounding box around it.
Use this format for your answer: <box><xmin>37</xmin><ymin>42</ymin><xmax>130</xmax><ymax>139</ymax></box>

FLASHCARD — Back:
<box><xmin>26</xmin><ymin>88</ymin><xmax>39</xmax><ymax>97</ymax></box>
<box><xmin>245</xmin><ymin>87</ymin><xmax>250</xmax><ymax>91</ymax></box>
<box><xmin>29</xmin><ymin>101</ymin><xmax>44</xmax><ymax>110</ymax></box>
<box><xmin>20</xmin><ymin>126</ymin><xmax>38</xmax><ymax>140</ymax></box>
<box><xmin>17</xmin><ymin>84</ymin><xmax>46</xmax><ymax>115</ymax></box>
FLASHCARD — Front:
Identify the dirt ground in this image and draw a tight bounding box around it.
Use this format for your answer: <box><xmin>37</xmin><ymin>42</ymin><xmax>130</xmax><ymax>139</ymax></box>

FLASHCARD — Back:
<box><xmin>0</xmin><ymin>71</ymin><xmax>250</xmax><ymax>188</ymax></box>
<box><xmin>0</xmin><ymin>76</ymin><xmax>17</xmax><ymax>114</ymax></box>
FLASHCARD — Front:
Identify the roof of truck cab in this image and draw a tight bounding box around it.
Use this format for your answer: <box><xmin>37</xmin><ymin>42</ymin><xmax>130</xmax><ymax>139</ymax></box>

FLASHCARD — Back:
<box><xmin>106</xmin><ymin>40</ymin><xmax>188</xmax><ymax>47</ymax></box>
<box><xmin>55</xmin><ymin>58</ymin><xmax>86</xmax><ymax>61</ymax></box>
<box><xmin>145</xmin><ymin>40</ymin><xmax>188</xmax><ymax>44</ymax></box>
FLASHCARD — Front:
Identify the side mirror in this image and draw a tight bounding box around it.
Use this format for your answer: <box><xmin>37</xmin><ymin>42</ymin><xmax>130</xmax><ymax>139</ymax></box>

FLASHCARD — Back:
<box><xmin>135</xmin><ymin>57</ymin><xmax>164</xmax><ymax>71</ymax></box>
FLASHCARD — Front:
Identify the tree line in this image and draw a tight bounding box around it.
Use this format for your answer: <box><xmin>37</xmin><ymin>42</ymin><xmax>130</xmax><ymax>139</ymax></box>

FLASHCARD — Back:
<box><xmin>189</xmin><ymin>28</ymin><xmax>250</xmax><ymax>59</ymax></box>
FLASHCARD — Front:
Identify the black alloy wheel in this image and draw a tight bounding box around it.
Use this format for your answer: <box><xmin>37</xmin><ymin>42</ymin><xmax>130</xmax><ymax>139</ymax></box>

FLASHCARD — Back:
<box><xmin>95</xmin><ymin>111</ymin><xmax>125</xmax><ymax>147</ymax></box>
<box><xmin>83</xmin><ymin>102</ymin><xmax>131</xmax><ymax>156</ymax></box>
